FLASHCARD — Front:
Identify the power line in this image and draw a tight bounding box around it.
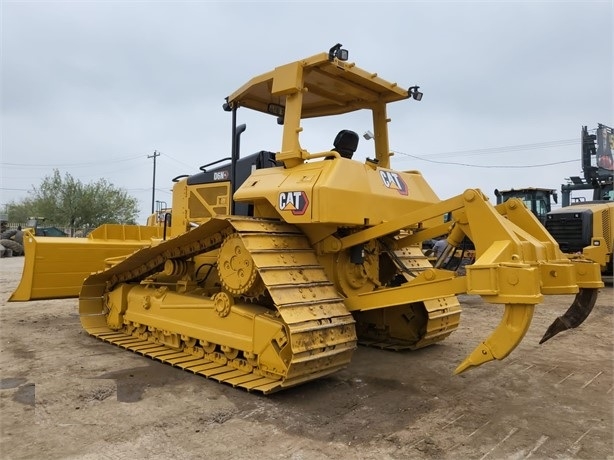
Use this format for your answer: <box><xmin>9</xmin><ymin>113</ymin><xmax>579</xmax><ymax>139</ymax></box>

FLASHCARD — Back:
<box><xmin>0</xmin><ymin>154</ymin><xmax>146</xmax><ymax>168</ymax></box>
<box><xmin>399</xmin><ymin>138</ymin><xmax>579</xmax><ymax>160</ymax></box>
<box><xmin>391</xmin><ymin>136</ymin><xmax>583</xmax><ymax>168</ymax></box>
<box><xmin>393</xmin><ymin>151</ymin><xmax>580</xmax><ymax>168</ymax></box>
<box><xmin>0</xmin><ymin>187</ymin><xmax>31</xmax><ymax>191</ymax></box>
<box><xmin>1</xmin><ymin>150</ymin><xmax>194</xmax><ymax>171</ymax></box>
<box><xmin>157</xmin><ymin>150</ymin><xmax>195</xmax><ymax>169</ymax></box>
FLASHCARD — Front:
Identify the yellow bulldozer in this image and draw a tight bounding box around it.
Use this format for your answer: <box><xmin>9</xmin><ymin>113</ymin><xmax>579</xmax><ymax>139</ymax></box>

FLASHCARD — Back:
<box><xmin>10</xmin><ymin>44</ymin><xmax>604</xmax><ymax>393</ymax></box>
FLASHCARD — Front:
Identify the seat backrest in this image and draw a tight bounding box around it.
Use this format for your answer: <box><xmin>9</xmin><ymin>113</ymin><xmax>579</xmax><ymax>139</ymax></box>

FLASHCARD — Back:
<box><xmin>333</xmin><ymin>130</ymin><xmax>359</xmax><ymax>159</ymax></box>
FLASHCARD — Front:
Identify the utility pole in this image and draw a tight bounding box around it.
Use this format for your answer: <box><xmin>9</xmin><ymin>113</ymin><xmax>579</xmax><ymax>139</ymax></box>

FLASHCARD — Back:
<box><xmin>148</xmin><ymin>150</ymin><xmax>160</xmax><ymax>214</ymax></box>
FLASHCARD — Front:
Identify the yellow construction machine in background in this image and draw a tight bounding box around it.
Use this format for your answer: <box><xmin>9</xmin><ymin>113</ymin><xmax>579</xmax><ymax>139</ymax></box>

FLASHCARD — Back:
<box><xmin>494</xmin><ymin>125</ymin><xmax>613</xmax><ymax>277</ymax></box>
<box><xmin>10</xmin><ymin>45</ymin><xmax>604</xmax><ymax>393</ymax></box>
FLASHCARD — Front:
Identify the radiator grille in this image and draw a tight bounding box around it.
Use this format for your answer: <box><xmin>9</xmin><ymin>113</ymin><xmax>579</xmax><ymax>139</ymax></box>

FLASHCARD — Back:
<box><xmin>602</xmin><ymin>209</ymin><xmax>612</xmax><ymax>252</ymax></box>
<box><xmin>545</xmin><ymin>210</ymin><xmax>592</xmax><ymax>253</ymax></box>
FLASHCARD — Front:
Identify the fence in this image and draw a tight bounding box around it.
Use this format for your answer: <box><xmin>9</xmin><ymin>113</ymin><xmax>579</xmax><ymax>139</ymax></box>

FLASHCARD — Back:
<box><xmin>3</xmin><ymin>222</ymin><xmax>94</xmax><ymax>238</ymax></box>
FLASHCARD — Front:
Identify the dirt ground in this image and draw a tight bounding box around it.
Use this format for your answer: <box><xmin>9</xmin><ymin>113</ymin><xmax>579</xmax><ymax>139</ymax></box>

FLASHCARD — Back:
<box><xmin>0</xmin><ymin>256</ymin><xmax>612</xmax><ymax>460</ymax></box>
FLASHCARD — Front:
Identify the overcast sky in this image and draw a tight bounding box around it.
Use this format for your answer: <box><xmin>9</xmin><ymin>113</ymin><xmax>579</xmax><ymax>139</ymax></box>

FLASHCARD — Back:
<box><xmin>1</xmin><ymin>1</ymin><xmax>612</xmax><ymax>223</ymax></box>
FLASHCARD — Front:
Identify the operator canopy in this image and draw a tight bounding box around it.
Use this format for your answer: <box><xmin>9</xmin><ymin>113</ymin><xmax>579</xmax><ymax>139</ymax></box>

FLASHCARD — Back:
<box><xmin>225</xmin><ymin>45</ymin><xmax>414</xmax><ymax>119</ymax></box>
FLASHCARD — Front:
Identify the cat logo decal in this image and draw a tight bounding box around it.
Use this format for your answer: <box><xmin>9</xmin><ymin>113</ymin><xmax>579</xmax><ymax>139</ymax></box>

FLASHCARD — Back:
<box><xmin>379</xmin><ymin>170</ymin><xmax>408</xmax><ymax>196</ymax></box>
<box><xmin>279</xmin><ymin>191</ymin><xmax>309</xmax><ymax>215</ymax></box>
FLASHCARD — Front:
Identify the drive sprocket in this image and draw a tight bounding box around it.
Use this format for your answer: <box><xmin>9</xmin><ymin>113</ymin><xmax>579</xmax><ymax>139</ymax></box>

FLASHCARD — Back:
<box><xmin>217</xmin><ymin>233</ymin><xmax>265</xmax><ymax>298</ymax></box>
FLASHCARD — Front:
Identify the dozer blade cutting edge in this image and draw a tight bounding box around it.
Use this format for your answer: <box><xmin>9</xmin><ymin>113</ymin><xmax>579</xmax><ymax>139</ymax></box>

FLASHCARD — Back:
<box><xmin>10</xmin><ymin>224</ymin><xmax>163</xmax><ymax>301</ymax></box>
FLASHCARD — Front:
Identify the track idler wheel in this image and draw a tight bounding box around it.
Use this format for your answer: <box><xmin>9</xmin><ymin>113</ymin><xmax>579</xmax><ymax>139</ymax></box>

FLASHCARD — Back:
<box><xmin>539</xmin><ymin>288</ymin><xmax>598</xmax><ymax>344</ymax></box>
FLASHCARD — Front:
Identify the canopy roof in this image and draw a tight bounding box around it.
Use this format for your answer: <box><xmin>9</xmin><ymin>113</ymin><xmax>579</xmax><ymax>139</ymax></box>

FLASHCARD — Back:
<box><xmin>226</xmin><ymin>51</ymin><xmax>410</xmax><ymax>119</ymax></box>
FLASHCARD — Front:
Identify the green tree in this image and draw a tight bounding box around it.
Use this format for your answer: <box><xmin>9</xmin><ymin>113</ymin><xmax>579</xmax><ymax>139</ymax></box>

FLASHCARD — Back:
<box><xmin>6</xmin><ymin>198</ymin><xmax>36</xmax><ymax>223</ymax></box>
<box><xmin>7</xmin><ymin>170</ymin><xmax>139</xmax><ymax>234</ymax></box>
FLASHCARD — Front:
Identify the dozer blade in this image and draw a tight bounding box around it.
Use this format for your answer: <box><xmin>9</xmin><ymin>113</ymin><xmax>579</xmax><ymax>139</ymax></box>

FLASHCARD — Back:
<box><xmin>455</xmin><ymin>303</ymin><xmax>535</xmax><ymax>374</ymax></box>
<box><xmin>9</xmin><ymin>225</ymin><xmax>162</xmax><ymax>301</ymax></box>
<box><xmin>539</xmin><ymin>288</ymin><xmax>599</xmax><ymax>344</ymax></box>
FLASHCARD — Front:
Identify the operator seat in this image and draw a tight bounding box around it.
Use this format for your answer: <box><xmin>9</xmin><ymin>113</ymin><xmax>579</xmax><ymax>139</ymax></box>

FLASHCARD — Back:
<box><xmin>332</xmin><ymin>130</ymin><xmax>359</xmax><ymax>159</ymax></box>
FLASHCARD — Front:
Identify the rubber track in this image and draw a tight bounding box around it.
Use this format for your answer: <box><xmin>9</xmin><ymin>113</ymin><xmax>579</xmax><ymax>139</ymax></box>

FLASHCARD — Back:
<box><xmin>80</xmin><ymin>217</ymin><xmax>357</xmax><ymax>394</ymax></box>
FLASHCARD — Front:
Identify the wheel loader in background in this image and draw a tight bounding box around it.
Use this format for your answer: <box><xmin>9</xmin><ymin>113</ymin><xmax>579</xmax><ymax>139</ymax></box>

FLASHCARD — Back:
<box><xmin>494</xmin><ymin>187</ymin><xmax>558</xmax><ymax>225</ymax></box>
<box><xmin>545</xmin><ymin>124</ymin><xmax>613</xmax><ymax>276</ymax></box>
<box><xmin>10</xmin><ymin>45</ymin><xmax>604</xmax><ymax>393</ymax></box>
<box><xmin>494</xmin><ymin>125</ymin><xmax>614</xmax><ymax>276</ymax></box>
